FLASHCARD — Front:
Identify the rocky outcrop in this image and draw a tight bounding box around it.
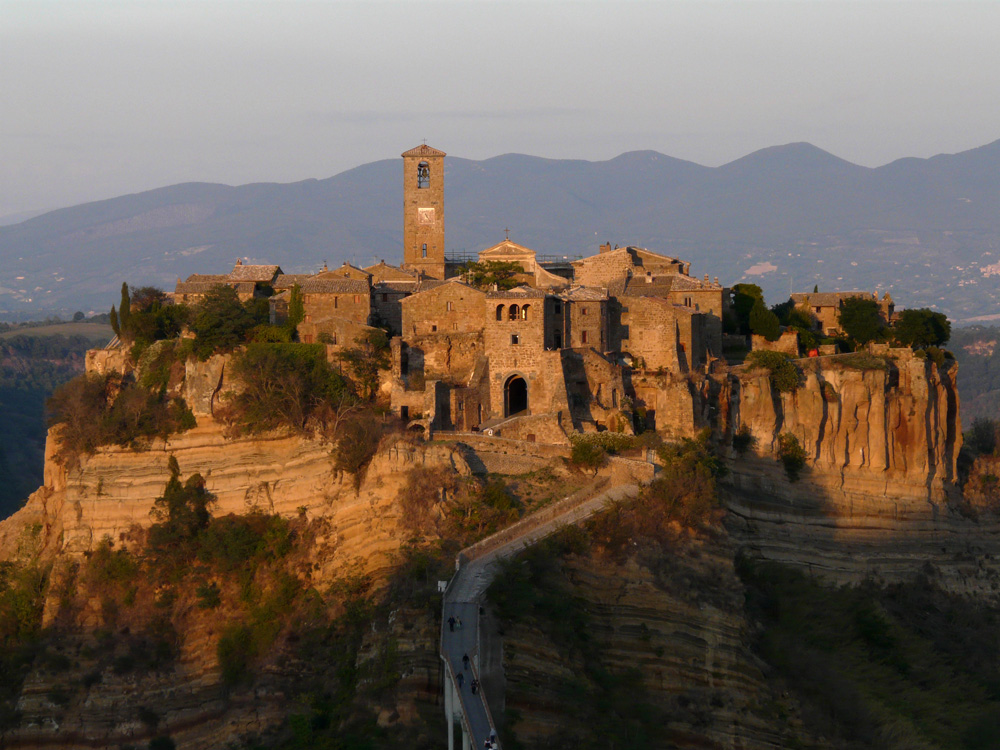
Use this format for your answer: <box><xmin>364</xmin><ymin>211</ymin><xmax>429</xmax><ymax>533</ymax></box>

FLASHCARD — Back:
<box><xmin>718</xmin><ymin>353</ymin><xmax>1000</xmax><ymax>596</ymax></box>
<box><xmin>497</xmin><ymin>536</ymin><xmax>824</xmax><ymax>749</ymax></box>
<box><xmin>5</xmin><ymin>420</ymin><xmax>471</xmax><ymax>585</ymax></box>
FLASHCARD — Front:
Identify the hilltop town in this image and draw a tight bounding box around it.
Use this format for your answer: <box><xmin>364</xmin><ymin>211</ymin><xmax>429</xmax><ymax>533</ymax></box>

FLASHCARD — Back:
<box><xmin>167</xmin><ymin>143</ymin><xmax>900</xmax><ymax>443</ymax></box>
<box><xmin>3</xmin><ymin>144</ymin><xmax>997</xmax><ymax>750</ymax></box>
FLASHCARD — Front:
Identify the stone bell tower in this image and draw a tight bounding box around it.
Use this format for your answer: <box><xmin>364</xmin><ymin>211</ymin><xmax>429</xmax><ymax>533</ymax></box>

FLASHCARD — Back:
<box><xmin>402</xmin><ymin>144</ymin><xmax>446</xmax><ymax>279</ymax></box>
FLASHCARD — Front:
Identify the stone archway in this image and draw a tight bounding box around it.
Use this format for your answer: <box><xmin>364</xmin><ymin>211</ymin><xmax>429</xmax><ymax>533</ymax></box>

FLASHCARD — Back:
<box><xmin>504</xmin><ymin>375</ymin><xmax>528</xmax><ymax>417</ymax></box>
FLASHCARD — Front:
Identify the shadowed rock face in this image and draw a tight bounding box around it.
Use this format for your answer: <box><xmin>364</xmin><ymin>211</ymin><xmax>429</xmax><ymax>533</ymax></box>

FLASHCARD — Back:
<box><xmin>714</xmin><ymin>354</ymin><xmax>1000</xmax><ymax>596</ymax></box>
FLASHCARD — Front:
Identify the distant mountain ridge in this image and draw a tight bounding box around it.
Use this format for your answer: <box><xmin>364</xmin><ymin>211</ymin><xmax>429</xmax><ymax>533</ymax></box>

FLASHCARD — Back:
<box><xmin>2</xmin><ymin>139</ymin><xmax>1000</xmax><ymax>321</ymax></box>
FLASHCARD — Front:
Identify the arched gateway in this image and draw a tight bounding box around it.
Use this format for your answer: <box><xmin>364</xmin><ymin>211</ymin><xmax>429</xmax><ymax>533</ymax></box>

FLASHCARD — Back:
<box><xmin>504</xmin><ymin>375</ymin><xmax>528</xmax><ymax>417</ymax></box>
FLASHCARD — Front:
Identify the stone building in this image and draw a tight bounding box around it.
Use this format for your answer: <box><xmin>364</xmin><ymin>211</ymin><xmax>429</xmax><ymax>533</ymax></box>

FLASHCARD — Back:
<box><xmin>170</xmin><ymin>143</ymin><xmax>739</xmax><ymax>439</ymax></box>
<box><xmin>790</xmin><ymin>291</ymin><xmax>895</xmax><ymax>337</ymax></box>
<box><xmin>173</xmin><ymin>260</ymin><xmax>282</xmax><ymax>303</ymax></box>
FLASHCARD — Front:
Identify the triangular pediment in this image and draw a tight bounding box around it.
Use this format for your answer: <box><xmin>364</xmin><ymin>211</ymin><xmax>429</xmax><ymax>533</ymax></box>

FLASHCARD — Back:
<box><xmin>478</xmin><ymin>240</ymin><xmax>537</xmax><ymax>259</ymax></box>
<box><xmin>401</xmin><ymin>144</ymin><xmax>447</xmax><ymax>158</ymax></box>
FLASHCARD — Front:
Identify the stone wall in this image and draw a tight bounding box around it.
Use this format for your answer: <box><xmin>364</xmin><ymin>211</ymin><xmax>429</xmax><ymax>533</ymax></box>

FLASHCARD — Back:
<box><xmin>566</xmin><ymin>298</ymin><xmax>607</xmax><ymax>350</ymax></box>
<box><xmin>298</xmin><ymin>317</ymin><xmax>377</xmax><ymax>349</ymax></box>
<box><xmin>402</xmin><ymin>331</ymin><xmax>484</xmax><ymax>384</ymax></box>
<box><xmin>490</xmin><ymin>412</ymin><xmax>570</xmax><ymax>445</ymax></box>
<box><xmin>303</xmin><ymin>289</ymin><xmax>371</xmax><ymax>325</ymax></box>
<box><xmin>401</xmin><ymin>283</ymin><xmax>485</xmax><ymax>337</ymax></box>
<box><xmin>85</xmin><ymin>347</ymin><xmax>130</xmax><ymax>377</ymax></box>
<box><xmin>371</xmin><ymin>286</ymin><xmax>409</xmax><ymax>336</ymax></box>
<box><xmin>751</xmin><ymin>330</ymin><xmax>799</xmax><ymax>355</ymax></box>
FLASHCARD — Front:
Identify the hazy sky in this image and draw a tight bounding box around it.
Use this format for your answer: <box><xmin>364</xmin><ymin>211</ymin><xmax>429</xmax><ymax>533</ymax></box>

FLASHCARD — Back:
<box><xmin>2</xmin><ymin>0</ymin><xmax>999</xmax><ymax>219</ymax></box>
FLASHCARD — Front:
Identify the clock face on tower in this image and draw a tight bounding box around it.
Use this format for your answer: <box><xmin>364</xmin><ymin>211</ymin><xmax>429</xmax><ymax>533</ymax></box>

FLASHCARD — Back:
<box><xmin>417</xmin><ymin>207</ymin><xmax>435</xmax><ymax>225</ymax></box>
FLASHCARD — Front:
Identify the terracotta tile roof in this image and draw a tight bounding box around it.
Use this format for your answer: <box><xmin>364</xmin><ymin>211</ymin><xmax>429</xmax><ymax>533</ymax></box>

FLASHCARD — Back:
<box><xmin>485</xmin><ymin>285</ymin><xmax>549</xmax><ymax>299</ymax></box>
<box><xmin>790</xmin><ymin>291</ymin><xmax>873</xmax><ymax>307</ymax></box>
<box><xmin>401</xmin><ymin>144</ymin><xmax>447</xmax><ymax>158</ymax></box>
<box><xmin>175</xmin><ymin>281</ymin><xmax>255</xmax><ymax>295</ymax></box>
<box><xmin>228</xmin><ymin>264</ymin><xmax>282</xmax><ymax>282</ymax></box>
<box><xmin>561</xmin><ymin>286</ymin><xmax>608</xmax><ymax>301</ymax></box>
<box><xmin>401</xmin><ymin>279</ymin><xmax>481</xmax><ymax>302</ymax></box>
<box><xmin>273</xmin><ymin>274</ymin><xmax>312</xmax><ymax>289</ymax></box>
<box><xmin>184</xmin><ymin>273</ymin><xmax>228</xmax><ymax>283</ymax></box>
<box><xmin>374</xmin><ymin>282</ymin><xmax>415</xmax><ymax>294</ymax></box>
<box><xmin>364</xmin><ymin>262</ymin><xmax>417</xmax><ymax>282</ymax></box>
<box><xmin>299</xmin><ymin>278</ymin><xmax>371</xmax><ymax>294</ymax></box>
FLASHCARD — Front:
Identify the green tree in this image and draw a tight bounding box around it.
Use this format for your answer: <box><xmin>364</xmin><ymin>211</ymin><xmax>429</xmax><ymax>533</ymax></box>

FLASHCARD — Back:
<box><xmin>462</xmin><ymin>260</ymin><xmax>523</xmax><ymax>291</ymax></box>
<box><xmin>286</xmin><ymin>283</ymin><xmax>305</xmax><ymax>332</ymax></box>
<box><xmin>148</xmin><ymin>456</ymin><xmax>214</xmax><ymax>549</ymax></box>
<box><xmin>341</xmin><ymin>329</ymin><xmax>391</xmax><ymax>400</ymax></box>
<box><xmin>118</xmin><ymin>282</ymin><xmax>132</xmax><ymax>339</ymax></box>
<box><xmin>109</xmin><ymin>306</ymin><xmax>120</xmax><ymax>337</ymax></box>
<box><xmin>731</xmin><ymin>283</ymin><xmax>765</xmax><ymax>335</ymax></box>
<box><xmin>838</xmin><ymin>297</ymin><xmax>884</xmax><ymax>348</ymax></box>
<box><xmin>190</xmin><ymin>285</ymin><xmax>256</xmax><ymax>358</ymax></box>
<box><xmin>228</xmin><ymin>343</ymin><xmax>353</xmax><ymax>434</ymax></box>
<box><xmin>892</xmin><ymin>308</ymin><xmax>951</xmax><ymax>349</ymax></box>
<box><xmin>750</xmin><ymin>299</ymin><xmax>781</xmax><ymax>341</ymax></box>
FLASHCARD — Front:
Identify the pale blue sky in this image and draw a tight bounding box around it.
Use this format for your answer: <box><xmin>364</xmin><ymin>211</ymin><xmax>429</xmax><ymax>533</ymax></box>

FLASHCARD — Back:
<box><xmin>2</xmin><ymin>0</ymin><xmax>999</xmax><ymax>218</ymax></box>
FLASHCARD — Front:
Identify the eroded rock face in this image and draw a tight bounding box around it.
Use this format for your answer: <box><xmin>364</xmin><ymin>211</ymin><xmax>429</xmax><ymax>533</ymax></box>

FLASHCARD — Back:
<box><xmin>735</xmin><ymin>355</ymin><xmax>960</xmax><ymax>498</ymax></box>
<box><xmin>496</xmin><ymin>538</ymin><xmax>830</xmax><ymax>749</ymax></box>
<box><xmin>4</xmin><ymin>419</ymin><xmax>470</xmax><ymax>586</ymax></box>
<box><xmin>718</xmin><ymin>355</ymin><xmax>1000</xmax><ymax>596</ymax></box>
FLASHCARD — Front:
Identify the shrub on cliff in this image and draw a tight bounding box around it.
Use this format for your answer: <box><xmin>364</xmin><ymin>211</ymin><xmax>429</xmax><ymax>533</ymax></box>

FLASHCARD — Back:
<box><xmin>746</xmin><ymin>350</ymin><xmax>800</xmax><ymax>392</ymax></box>
<box><xmin>227</xmin><ymin>343</ymin><xmax>354</xmax><ymax>435</ymax></box>
<box><xmin>339</xmin><ymin>329</ymin><xmax>391</xmax><ymax>401</ymax></box>
<box><xmin>732</xmin><ymin>425</ymin><xmax>757</xmax><ymax>455</ymax></box>
<box><xmin>778</xmin><ymin>433</ymin><xmax>808</xmax><ymax>481</ymax></box>
<box><xmin>148</xmin><ymin>457</ymin><xmax>214</xmax><ymax>552</ymax></box>
<box><xmin>47</xmin><ymin>374</ymin><xmax>196</xmax><ymax>460</ymax></box>
<box><xmin>333</xmin><ymin>413</ymin><xmax>382</xmax><ymax>485</ymax></box>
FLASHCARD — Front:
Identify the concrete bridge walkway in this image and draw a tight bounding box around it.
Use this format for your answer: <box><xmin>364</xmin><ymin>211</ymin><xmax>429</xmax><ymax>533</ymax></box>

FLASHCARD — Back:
<box><xmin>439</xmin><ymin>479</ymin><xmax>647</xmax><ymax>749</ymax></box>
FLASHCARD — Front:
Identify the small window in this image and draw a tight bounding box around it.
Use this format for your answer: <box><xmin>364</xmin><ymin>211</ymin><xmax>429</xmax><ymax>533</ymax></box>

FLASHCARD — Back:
<box><xmin>354</xmin><ymin>295</ymin><xmax>360</xmax><ymax>303</ymax></box>
<box><xmin>554</xmin><ymin>331</ymin><xmax>562</xmax><ymax>348</ymax></box>
<box><xmin>447</xmin><ymin>301</ymin><xmax>454</xmax><ymax>311</ymax></box>
<box><xmin>511</xmin><ymin>334</ymin><xmax>519</xmax><ymax>345</ymax></box>
<box><xmin>509</xmin><ymin>304</ymin><xmax>519</xmax><ymax>320</ymax></box>
<box><xmin>520</xmin><ymin>304</ymin><xmax>530</xmax><ymax>320</ymax></box>
<box><xmin>581</xmin><ymin>330</ymin><xmax>589</xmax><ymax>344</ymax></box>
<box><xmin>431</xmin><ymin>324</ymin><xmax>437</xmax><ymax>332</ymax></box>
<box><xmin>332</xmin><ymin>333</ymin><xmax>337</xmax><ymax>345</ymax></box>
<box><xmin>422</xmin><ymin>244</ymin><xmax>427</xmax><ymax>258</ymax></box>
<box><xmin>417</xmin><ymin>161</ymin><xmax>430</xmax><ymax>188</ymax></box>
<box><xmin>554</xmin><ymin>301</ymin><xmax>562</xmax><ymax>314</ymax></box>
<box><xmin>303</xmin><ymin>334</ymin><xmax>314</xmax><ymax>344</ymax></box>
<box><xmin>496</xmin><ymin>304</ymin><xmax>504</xmax><ymax>321</ymax></box>
<box><xmin>334</xmin><ymin>297</ymin><xmax>338</xmax><ymax>309</ymax></box>
<box><xmin>581</xmin><ymin>307</ymin><xmax>588</xmax><ymax>315</ymax></box>
<box><xmin>382</xmin><ymin>293</ymin><xmax>388</xmax><ymax>302</ymax></box>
